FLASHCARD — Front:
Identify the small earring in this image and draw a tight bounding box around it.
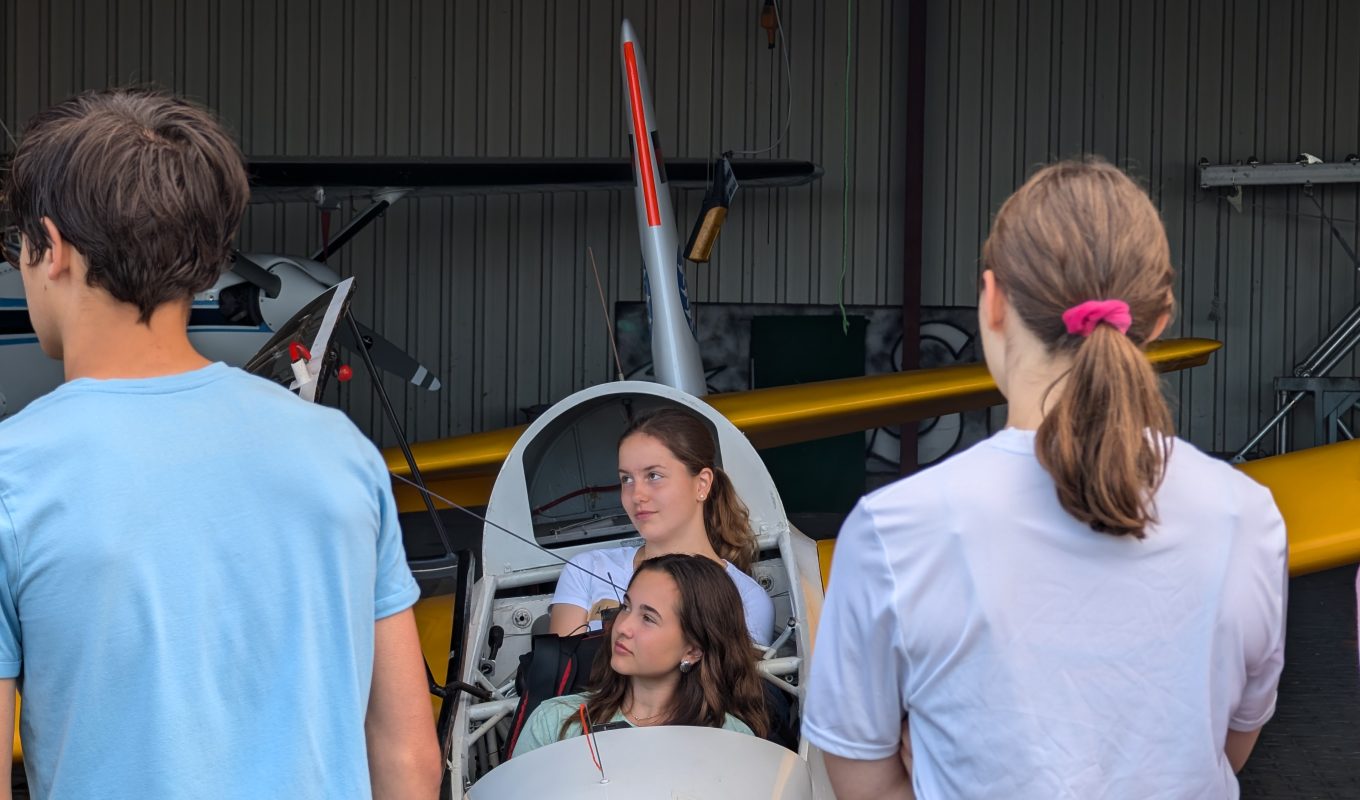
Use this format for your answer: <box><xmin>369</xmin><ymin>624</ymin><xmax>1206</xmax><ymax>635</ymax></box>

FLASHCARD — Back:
<box><xmin>679</xmin><ymin>659</ymin><xmax>693</xmax><ymax>674</ymax></box>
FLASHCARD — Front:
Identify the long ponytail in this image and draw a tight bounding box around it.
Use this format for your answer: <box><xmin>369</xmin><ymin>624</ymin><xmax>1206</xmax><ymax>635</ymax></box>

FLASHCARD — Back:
<box><xmin>984</xmin><ymin>158</ymin><xmax>1176</xmax><ymax>538</ymax></box>
<box><xmin>702</xmin><ymin>468</ymin><xmax>756</xmax><ymax>573</ymax></box>
<box><xmin>1035</xmin><ymin>325</ymin><xmax>1173</xmax><ymax>537</ymax></box>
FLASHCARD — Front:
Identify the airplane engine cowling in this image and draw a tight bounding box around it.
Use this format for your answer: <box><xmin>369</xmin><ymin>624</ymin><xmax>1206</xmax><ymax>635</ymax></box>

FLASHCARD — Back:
<box><xmin>254</xmin><ymin>259</ymin><xmax>335</xmax><ymax>332</ymax></box>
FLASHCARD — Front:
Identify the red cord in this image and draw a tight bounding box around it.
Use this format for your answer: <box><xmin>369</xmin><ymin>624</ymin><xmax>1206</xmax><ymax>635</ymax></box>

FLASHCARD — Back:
<box><xmin>533</xmin><ymin>484</ymin><xmax>621</xmax><ymax>515</ymax></box>
<box><xmin>579</xmin><ymin>704</ymin><xmax>603</xmax><ymax>774</ymax></box>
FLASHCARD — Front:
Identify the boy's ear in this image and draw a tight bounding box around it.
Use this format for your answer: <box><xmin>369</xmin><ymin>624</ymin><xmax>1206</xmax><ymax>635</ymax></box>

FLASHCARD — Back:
<box><xmin>40</xmin><ymin>218</ymin><xmax>73</xmax><ymax>281</ymax></box>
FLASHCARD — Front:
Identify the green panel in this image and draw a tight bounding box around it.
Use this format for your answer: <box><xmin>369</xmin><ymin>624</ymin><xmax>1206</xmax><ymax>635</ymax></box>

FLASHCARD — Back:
<box><xmin>749</xmin><ymin>315</ymin><xmax>868</xmax><ymax>514</ymax></box>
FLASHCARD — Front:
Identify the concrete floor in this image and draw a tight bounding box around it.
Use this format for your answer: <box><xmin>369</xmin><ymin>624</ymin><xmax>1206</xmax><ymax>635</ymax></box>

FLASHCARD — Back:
<box><xmin>1238</xmin><ymin>565</ymin><xmax>1360</xmax><ymax>796</ymax></box>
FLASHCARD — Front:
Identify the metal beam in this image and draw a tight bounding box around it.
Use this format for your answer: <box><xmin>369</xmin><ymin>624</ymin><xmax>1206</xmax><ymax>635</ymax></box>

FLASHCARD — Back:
<box><xmin>243</xmin><ymin>156</ymin><xmax>825</xmax><ymax>202</ymax></box>
<box><xmin>1199</xmin><ymin>161</ymin><xmax>1360</xmax><ymax>188</ymax></box>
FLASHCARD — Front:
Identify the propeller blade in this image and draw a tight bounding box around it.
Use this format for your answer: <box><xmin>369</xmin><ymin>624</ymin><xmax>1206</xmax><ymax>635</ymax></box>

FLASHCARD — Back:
<box><xmin>339</xmin><ymin>321</ymin><xmax>441</xmax><ymax>391</ymax></box>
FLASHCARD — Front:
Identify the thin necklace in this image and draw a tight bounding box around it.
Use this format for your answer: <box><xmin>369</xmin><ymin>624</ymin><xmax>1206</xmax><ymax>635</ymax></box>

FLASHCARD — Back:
<box><xmin>623</xmin><ymin>704</ymin><xmax>667</xmax><ymax>725</ymax></box>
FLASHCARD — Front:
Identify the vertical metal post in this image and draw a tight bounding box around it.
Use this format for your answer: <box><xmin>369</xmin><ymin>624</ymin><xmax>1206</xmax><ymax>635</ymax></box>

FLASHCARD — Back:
<box><xmin>900</xmin><ymin>0</ymin><xmax>927</xmax><ymax>476</ymax></box>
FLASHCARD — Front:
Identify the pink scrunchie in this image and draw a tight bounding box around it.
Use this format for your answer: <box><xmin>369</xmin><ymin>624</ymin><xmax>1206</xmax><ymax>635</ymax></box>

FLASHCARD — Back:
<box><xmin>1062</xmin><ymin>300</ymin><xmax>1132</xmax><ymax>337</ymax></box>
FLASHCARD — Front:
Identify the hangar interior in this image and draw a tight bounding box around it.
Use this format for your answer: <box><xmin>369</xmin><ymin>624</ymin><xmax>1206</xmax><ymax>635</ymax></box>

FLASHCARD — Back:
<box><xmin>2</xmin><ymin>0</ymin><xmax>1358</xmax><ymax>796</ymax></box>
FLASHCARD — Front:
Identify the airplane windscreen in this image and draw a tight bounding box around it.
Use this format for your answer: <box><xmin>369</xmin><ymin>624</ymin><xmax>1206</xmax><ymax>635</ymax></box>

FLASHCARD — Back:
<box><xmin>468</xmin><ymin>725</ymin><xmax>815</xmax><ymax>799</ymax></box>
<box><xmin>242</xmin><ymin>277</ymin><xmax>353</xmax><ymax>402</ymax></box>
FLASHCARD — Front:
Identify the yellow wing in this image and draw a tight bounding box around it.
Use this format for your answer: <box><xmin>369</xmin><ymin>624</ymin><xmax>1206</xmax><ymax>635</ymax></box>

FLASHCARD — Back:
<box><xmin>1238</xmin><ymin>438</ymin><xmax>1360</xmax><ymax>576</ymax></box>
<box><xmin>387</xmin><ymin>337</ymin><xmax>1222</xmax><ymax>512</ymax></box>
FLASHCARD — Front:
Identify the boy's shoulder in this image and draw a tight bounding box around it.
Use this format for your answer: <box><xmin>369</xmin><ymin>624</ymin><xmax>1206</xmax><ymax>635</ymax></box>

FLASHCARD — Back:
<box><xmin>0</xmin><ymin>365</ymin><xmax>381</xmax><ymax>476</ymax></box>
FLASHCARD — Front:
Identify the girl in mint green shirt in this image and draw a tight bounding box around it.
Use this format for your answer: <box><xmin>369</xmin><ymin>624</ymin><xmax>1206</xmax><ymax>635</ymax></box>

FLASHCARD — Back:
<box><xmin>513</xmin><ymin>554</ymin><xmax>767</xmax><ymax>756</ymax></box>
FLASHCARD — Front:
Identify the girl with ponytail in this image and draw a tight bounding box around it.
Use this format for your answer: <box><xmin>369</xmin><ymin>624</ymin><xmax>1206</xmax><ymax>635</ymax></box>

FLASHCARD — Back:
<box><xmin>804</xmin><ymin>158</ymin><xmax>1287</xmax><ymax>799</ymax></box>
<box><xmin>549</xmin><ymin>408</ymin><xmax>774</xmax><ymax>645</ymax></box>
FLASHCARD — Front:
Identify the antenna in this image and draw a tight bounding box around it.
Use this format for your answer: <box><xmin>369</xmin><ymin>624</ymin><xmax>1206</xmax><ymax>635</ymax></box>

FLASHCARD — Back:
<box><xmin>588</xmin><ymin>245</ymin><xmax>626</xmax><ymax>381</ymax></box>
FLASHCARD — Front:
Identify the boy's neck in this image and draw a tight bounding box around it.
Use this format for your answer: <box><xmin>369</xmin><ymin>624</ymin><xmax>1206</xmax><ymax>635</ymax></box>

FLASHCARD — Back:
<box><xmin>60</xmin><ymin>298</ymin><xmax>211</xmax><ymax>382</ymax></box>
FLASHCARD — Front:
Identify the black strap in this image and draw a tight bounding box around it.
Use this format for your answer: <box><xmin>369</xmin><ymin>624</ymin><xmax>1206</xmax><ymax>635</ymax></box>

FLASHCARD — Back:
<box><xmin>503</xmin><ymin>630</ymin><xmax>607</xmax><ymax>758</ymax></box>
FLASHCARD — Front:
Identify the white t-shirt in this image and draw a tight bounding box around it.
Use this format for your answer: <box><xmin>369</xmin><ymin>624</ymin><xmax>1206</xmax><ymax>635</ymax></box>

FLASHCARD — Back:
<box><xmin>552</xmin><ymin>545</ymin><xmax>775</xmax><ymax>645</ymax></box>
<box><xmin>803</xmin><ymin>429</ymin><xmax>1288</xmax><ymax>799</ymax></box>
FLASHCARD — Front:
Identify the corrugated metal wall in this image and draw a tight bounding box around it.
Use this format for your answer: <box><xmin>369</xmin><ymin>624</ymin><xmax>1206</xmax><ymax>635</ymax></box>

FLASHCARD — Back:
<box><xmin>926</xmin><ymin>0</ymin><xmax>1360</xmax><ymax>455</ymax></box>
<box><xmin>4</xmin><ymin>0</ymin><xmax>1357</xmax><ymax>456</ymax></box>
<box><xmin>0</xmin><ymin>0</ymin><xmax>910</xmax><ymax>445</ymax></box>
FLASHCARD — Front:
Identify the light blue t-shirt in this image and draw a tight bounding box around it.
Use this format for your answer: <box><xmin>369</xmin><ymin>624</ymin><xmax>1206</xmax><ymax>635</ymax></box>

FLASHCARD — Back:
<box><xmin>0</xmin><ymin>363</ymin><xmax>420</xmax><ymax>799</ymax></box>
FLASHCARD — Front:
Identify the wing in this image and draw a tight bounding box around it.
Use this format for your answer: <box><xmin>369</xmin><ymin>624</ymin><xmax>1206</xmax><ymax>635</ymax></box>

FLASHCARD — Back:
<box><xmin>1237</xmin><ymin>438</ymin><xmax>1360</xmax><ymax>575</ymax></box>
<box><xmin>385</xmin><ymin>337</ymin><xmax>1223</xmax><ymax>511</ymax></box>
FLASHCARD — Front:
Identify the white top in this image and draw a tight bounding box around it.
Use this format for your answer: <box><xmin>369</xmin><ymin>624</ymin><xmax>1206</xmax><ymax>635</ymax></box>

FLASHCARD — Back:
<box><xmin>803</xmin><ymin>429</ymin><xmax>1288</xmax><ymax>799</ymax></box>
<box><xmin>553</xmin><ymin>545</ymin><xmax>775</xmax><ymax>645</ymax></box>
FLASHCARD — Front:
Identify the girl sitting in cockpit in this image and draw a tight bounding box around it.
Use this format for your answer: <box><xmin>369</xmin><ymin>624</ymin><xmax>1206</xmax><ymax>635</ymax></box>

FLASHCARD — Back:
<box><xmin>513</xmin><ymin>554</ymin><xmax>768</xmax><ymax>756</ymax></box>
<box><xmin>548</xmin><ymin>408</ymin><xmax>775</xmax><ymax>645</ymax></box>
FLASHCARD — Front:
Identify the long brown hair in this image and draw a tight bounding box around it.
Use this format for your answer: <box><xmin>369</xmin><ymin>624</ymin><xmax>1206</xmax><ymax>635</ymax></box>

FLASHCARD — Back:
<box><xmin>561</xmin><ymin>554</ymin><xmax>769</xmax><ymax>739</ymax></box>
<box><xmin>982</xmin><ymin>158</ymin><xmax>1175</xmax><ymax>538</ymax></box>
<box><xmin>621</xmin><ymin>409</ymin><xmax>758</xmax><ymax>572</ymax></box>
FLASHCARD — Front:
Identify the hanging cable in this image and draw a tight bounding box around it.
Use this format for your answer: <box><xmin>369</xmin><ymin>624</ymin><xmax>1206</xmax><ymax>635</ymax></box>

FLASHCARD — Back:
<box><xmin>388</xmin><ymin>471</ymin><xmax>626</xmax><ymax>596</ymax></box>
<box><xmin>729</xmin><ymin>0</ymin><xmax>794</xmax><ymax>157</ymax></box>
<box><xmin>837</xmin><ymin>0</ymin><xmax>854</xmax><ymax>333</ymax></box>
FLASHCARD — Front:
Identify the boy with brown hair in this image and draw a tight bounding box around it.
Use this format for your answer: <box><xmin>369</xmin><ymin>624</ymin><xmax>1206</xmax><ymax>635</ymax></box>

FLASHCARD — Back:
<box><xmin>0</xmin><ymin>87</ymin><xmax>440</xmax><ymax>799</ymax></box>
